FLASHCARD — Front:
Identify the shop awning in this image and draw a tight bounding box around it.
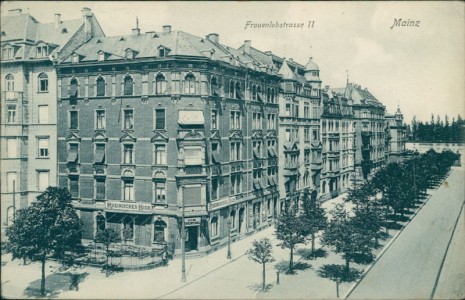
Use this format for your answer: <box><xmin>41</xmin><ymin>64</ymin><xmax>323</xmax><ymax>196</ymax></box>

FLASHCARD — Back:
<box><xmin>268</xmin><ymin>146</ymin><xmax>277</xmax><ymax>158</ymax></box>
<box><xmin>178</xmin><ymin>110</ymin><xmax>205</xmax><ymax>125</ymax></box>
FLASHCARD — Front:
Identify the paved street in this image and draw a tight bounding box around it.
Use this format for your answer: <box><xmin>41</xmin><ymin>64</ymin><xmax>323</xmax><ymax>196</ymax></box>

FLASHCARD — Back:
<box><xmin>348</xmin><ymin>167</ymin><xmax>465</xmax><ymax>299</ymax></box>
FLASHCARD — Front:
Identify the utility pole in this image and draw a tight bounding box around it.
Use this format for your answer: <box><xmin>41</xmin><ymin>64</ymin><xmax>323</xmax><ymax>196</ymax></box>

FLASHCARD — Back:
<box><xmin>181</xmin><ymin>197</ymin><xmax>186</xmax><ymax>282</ymax></box>
<box><xmin>13</xmin><ymin>180</ymin><xmax>16</xmax><ymax>222</ymax></box>
<box><xmin>227</xmin><ymin>213</ymin><xmax>232</xmax><ymax>259</ymax></box>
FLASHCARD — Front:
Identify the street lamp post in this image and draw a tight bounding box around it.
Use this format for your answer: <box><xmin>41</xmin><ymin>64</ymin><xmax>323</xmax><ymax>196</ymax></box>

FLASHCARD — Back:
<box><xmin>181</xmin><ymin>198</ymin><xmax>186</xmax><ymax>282</ymax></box>
<box><xmin>227</xmin><ymin>217</ymin><xmax>232</xmax><ymax>259</ymax></box>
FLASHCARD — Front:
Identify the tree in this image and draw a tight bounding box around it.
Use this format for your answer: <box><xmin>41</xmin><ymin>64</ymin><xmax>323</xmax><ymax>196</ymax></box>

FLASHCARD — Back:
<box><xmin>94</xmin><ymin>228</ymin><xmax>121</xmax><ymax>271</ymax></box>
<box><xmin>300</xmin><ymin>192</ymin><xmax>327</xmax><ymax>258</ymax></box>
<box><xmin>5</xmin><ymin>187</ymin><xmax>83</xmax><ymax>296</ymax></box>
<box><xmin>317</xmin><ymin>264</ymin><xmax>362</xmax><ymax>298</ymax></box>
<box><xmin>275</xmin><ymin>206</ymin><xmax>306</xmax><ymax>273</ymax></box>
<box><xmin>246</xmin><ymin>238</ymin><xmax>275</xmax><ymax>292</ymax></box>
<box><xmin>321</xmin><ymin>204</ymin><xmax>373</xmax><ymax>273</ymax></box>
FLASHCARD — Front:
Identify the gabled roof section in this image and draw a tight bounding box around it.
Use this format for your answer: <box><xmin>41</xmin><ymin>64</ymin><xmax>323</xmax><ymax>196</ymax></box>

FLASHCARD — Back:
<box><xmin>333</xmin><ymin>83</ymin><xmax>381</xmax><ymax>106</ymax></box>
<box><xmin>278</xmin><ymin>59</ymin><xmax>297</xmax><ymax>81</ymax></box>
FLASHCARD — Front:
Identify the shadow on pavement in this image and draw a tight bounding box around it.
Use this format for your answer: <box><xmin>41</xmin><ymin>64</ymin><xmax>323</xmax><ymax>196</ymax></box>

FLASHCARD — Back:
<box><xmin>24</xmin><ymin>272</ymin><xmax>89</xmax><ymax>298</ymax></box>
<box><xmin>248</xmin><ymin>283</ymin><xmax>274</xmax><ymax>293</ymax></box>
<box><xmin>297</xmin><ymin>248</ymin><xmax>328</xmax><ymax>260</ymax></box>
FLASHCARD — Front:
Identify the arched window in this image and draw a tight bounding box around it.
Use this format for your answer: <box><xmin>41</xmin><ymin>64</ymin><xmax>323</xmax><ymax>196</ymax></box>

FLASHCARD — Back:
<box><xmin>210</xmin><ymin>216</ymin><xmax>218</xmax><ymax>237</ymax></box>
<box><xmin>210</xmin><ymin>76</ymin><xmax>219</xmax><ymax>96</ymax></box>
<box><xmin>252</xmin><ymin>84</ymin><xmax>257</xmax><ymax>100</ymax></box>
<box><xmin>123</xmin><ymin>75</ymin><xmax>133</xmax><ymax>96</ymax></box>
<box><xmin>155</xmin><ymin>74</ymin><xmax>167</xmax><ymax>94</ymax></box>
<box><xmin>96</xmin><ymin>76</ymin><xmax>106</xmax><ymax>97</ymax></box>
<box><xmin>184</xmin><ymin>74</ymin><xmax>195</xmax><ymax>94</ymax></box>
<box><xmin>230</xmin><ymin>210</ymin><xmax>236</xmax><ymax>230</ymax></box>
<box><xmin>69</xmin><ymin>78</ymin><xmax>78</xmax><ymax>97</ymax></box>
<box><xmin>96</xmin><ymin>214</ymin><xmax>106</xmax><ymax>232</ymax></box>
<box><xmin>153</xmin><ymin>220</ymin><xmax>167</xmax><ymax>243</ymax></box>
<box><xmin>229</xmin><ymin>80</ymin><xmax>235</xmax><ymax>98</ymax></box>
<box><xmin>235</xmin><ymin>82</ymin><xmax>243</xmax><ymax>100</ymax></box>
<box><xmin>5</xmin><ymin>74</ymin><xmax>14</xmax><ymax>91</ymax></box>
<box><xmin>122</xmin><ymin>216</ymin><xmax>134</xmax><ymax>241</ymax></box>
<box><xmin>38</xmin><ymin>73</ymin><xmax>48</xmax><ymax>92</ymax></box>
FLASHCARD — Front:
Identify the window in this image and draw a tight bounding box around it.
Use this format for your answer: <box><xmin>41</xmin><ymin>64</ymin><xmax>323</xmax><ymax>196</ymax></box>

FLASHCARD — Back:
<box><xmin>6</xmin><ymin>172</ymin><xmax>17</xmax><ymax>192</ymax></box>
<box><xmin>229</xmin><ymin>81</ymin><xmax>235</xmax><ymax>98</ymax></box>
<box><xmin>313</xmin><ymin>129</ymin><xmax>318</xmax><ymax>141</ymax></box>
<box><xmin>69</xmin><ymin>78</ymin><xmax>78</xmax><ymax>97</ymax></box>
<box><xmin>96</xmin><ymin>77</ymin><xmax>105</xmax><ymax>96</ymax></box>
<box><xmin>123</xmin><ymin>75</ymin><xmax>133</xmax><ymax>95</ymax></box>
<box><xmin>230</xmin><ymin>111</ymin><xmax>241</xmax><ymax>129</ymax></box>
<box><xmin>5</xmin><ymin>74</ymin><xmax>14</xmax><ymax>91</ymax></box>
<box><xmin>267</xmin><ymin>113</ymin><xmax>275</xmax><ymax>130</ymax></box>
<box><xmin>235</xmin><ymin>82</ymin><xmax>243</xmax><ymax>100</ymax></box>
<box><xmin>123</xmin><ymin>179</ymin><xmax>135</xmax><ymax>201</ymax></box>
<box><xmin>304</xmin><ymin>103</ymin><xmax>310</xmax><ymax>118</ymax></box>
<box><xmin>125</xmin><ymin>49</ymin><xmax>133</xmax><ymax>59</ymax></box>
<box><xmin>7</xmin><ymin>105</ymin><xmax>16</xmax><ymax>123</ymax></box>
<box><xmin>230</xmin><ymin>173</ymin><xmax>241</xmax><ymax>195</ymax></box>
<box><xmin>36</xmin><ymin>45</ymin><xmax>48</xmax><ymax>58</ymax></box>
<box><xmin>252</xmin><ymin>85</ymin><xmax>257</xmax><ymax>100</ymax></box>
<box><xmin>295</xmin><ymin>104</ymin><xmax>299</xmax><ymax>118</ymax></box>
<box><xmin>37</xmin><ymin>105</ymin><xmax>49</xmax><ymax>124</ymax></box>
<box><xmin>304</xmin><ymin>149</ymin><xmax>310</xmax><ymax>163</ymax></box>
<box><xmin>95</xmin><ymin>178</ymin><xmax>105</xmax><ymax>200</ymax></box>
<box><xmin>312</xmin><ymin>105</ymin><xmax>318</xmax><ymax>119</ymax></box>
<box><xmin>154</xmin><ymin>144</ymin><xmax>166</xmax><ymax>165</ymax></box>
<box><xmin>123</xmin><ymin>144</ymin><xmax>134</xmax><ymax>164</ymax></box>
<box><xmin>211</xmin><ymin>76</ymin><xmax>219</xmax><ymax>96</ymax></box>
<box><xmin>37</xmin><ymin>170</ymin><xmax>49</xmax><ymax>191</ymax></box>
<box><xmin>285</xmin><ymin>128</ymin><xmax>291</xmax><ymax>142</ymax></box>
<box><xmin>154</xmin><ymin>108</ymin><xmax>165</xmax><ymax>130</ymax></box>
<box><xmin>230</xmin><ymin>210</ymin><xmax>236</xmax><ymax>229</ymax></box>
<box><xmin>38</xmin><ymin>73</ymin><xmax>48</xmax><ymax>92</ymax></box>
<box><xmin>304</xmin><ymin>128</ymin><xmax>310</xmax><ymax>142</ymax></box>
<box><xmin>153</xmin><ymin>220</ymin><xmax>166</xmax><ymax>242</ymax></box>
<box><xmin>155</xmin><ymin>74</ymin><xmax>167</xmax><ymax>94</ymax></box>
<box><xmin>154</xmin><ymin>181</ymin><xmax>166</xmax><ymax>203</ymax></box>
<box><xmin>252</xmin><ymin>113</ymin><xmax>262</xmax><ymax>130</ymax></box>
<box><xmin>211</xmin><ymin>216</ymin><xmax>218</xmax><ymax>237</ymax></box>
<box><xmin>2</xmin><ymin>47</ymin><xmax>14</xmax><ymax>60</ymax></box>
<box><xmin>94</xmin><ymin>144</ymin><xmax>105</xmax><ymax>164</ymax></box>
<box><xmin>267</xmin><ymin>139</ymin><xmax>277</xmax><ymax>158</ymax></box>
<box><xmin>211</xmin><ymin>177</ymin><xmax>218</xmax><ymax>200</ymax></box>
<box><xmin>6</xmin><ymin>138</ymin><xmax>18</xmax><ymax>158</ymax></box>
<box><xmin>69</xmin><ymin>176</ymin><xmax>79</xmax><ymax>197</ymax></box>
<box><xmin>230</xmin><ymin>142</ymin><xmax>241</xmax><ymax>161</ymax></box>
<box><xmin>184</xmin><ymin>74</ymin><xmax>196</xmax><ymax>94</ymax></box>
<box><xmin>37</xmin><ymin>137</ymin><xmax>49</xmax><ymax>158</ymax></box>
<box><xmin>72</xmin><ymin>54</ymin><xmax>79</xmax><ymax>64</ymax></box>
<box><xmin>67</xmin><ymin>143</ymin><xmax>79</xmax><ymax>163</ymax></box>
<box><xmin>253</xmin><ymin>140</ymin><xmax>262</xmax><ymax>159</ymax></box>
<box><xmin>123</xmin><ymin>109</ymin><xmax>134</xmax><ymax>130</ymax></box>
<box><xmin>96</xmin><ymin>214</ymin><xmax>106</xmax><ymax>232</ymax></box>
<box><xmin>184</xmin><ymin>147</ymin><xmax>202</xmax><ymax>165</ymax></box>
<box><xmin>122</xmin><ymin>217</ymin><xmax>134</xmax><ymax>240</ymax></box>
<box><xmin>211</xmin><ymin>109</ymin><xmax>218</xmax><ymax>130</ymax></box>
<box><xmin>159</xmin><ymin>48</ymin><xmax>166</xmax><ymax>58</ymax></box>
<box><xmin>98</xmin><ymin>51</ymin><xmax>105</xmax><ymax>62</ymax></box>
<box><xmin>285</xmin><ymin>103</ymin><xmax>291</xmax><ymax>116</ymax></box>
<box><xmin>95</xmin><ymin>110</ymin><xmax>106</xmax><ymax>130</ymax></box>
<box><xmin>69</xmin><ymin>110</ymin><xmax>78</xmax><ymax>129</ymax></box>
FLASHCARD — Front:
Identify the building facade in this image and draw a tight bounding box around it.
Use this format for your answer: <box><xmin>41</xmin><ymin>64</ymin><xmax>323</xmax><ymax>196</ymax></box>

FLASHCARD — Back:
<box><xmin>320</xmin><ymin>86</ymin><xmax>355</xmax><ymax>200</ymax></box>
<box><xmin>385</xmin><ymin>106</ymin><xmax>407</xmax><ymax>163</ymax></box>
<box><xmin>0</xmin><ymin>8</ymin><xmax>104</xmax><ymax>235</ymax></box>
<box><xmin>56</xmin><ymin>26</ymin><xmax>281</xmax><ymax>255</ymax></box>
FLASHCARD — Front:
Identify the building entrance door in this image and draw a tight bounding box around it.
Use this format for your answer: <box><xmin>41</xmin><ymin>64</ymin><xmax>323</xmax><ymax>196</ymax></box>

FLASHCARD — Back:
<box><xmin>186</xmin><ymin>226</ymin><xmax>198</xmax><ymax>251</ymax></box>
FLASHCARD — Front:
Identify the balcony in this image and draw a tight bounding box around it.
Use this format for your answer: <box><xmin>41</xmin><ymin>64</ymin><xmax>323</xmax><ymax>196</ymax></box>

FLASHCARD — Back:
<box><xmin>2</xmin><ymin>91</ymin><xmax>24</xmax><ymax>101</ymax></box>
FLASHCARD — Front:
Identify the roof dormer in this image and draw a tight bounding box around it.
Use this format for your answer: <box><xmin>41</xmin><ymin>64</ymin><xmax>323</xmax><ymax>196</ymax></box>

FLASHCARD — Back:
<box><xmin>125</xmin><ymin>48</ymin><xmax>138</xmax><ymax>60</ymax></box>
<box><xmin>157</xmin><ymin>45</ymin><xmax>170</xmax><ymax>58</ymax></box>
<box><xmin>97</xmin><ymin>50</ymin><xmax>109</xmax><ymax>62</ymax></box>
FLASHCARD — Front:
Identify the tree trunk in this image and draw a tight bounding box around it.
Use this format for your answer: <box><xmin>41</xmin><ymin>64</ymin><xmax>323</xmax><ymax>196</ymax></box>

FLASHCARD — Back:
<box><xmin>345</xmin><ymin>257</ymin><xmax>350</xmax><ymax>273</ymax></box>
<box><xmin>336</xmin><ymin>281</ymin><xmax>340</xmax><ymax>298</ymax></box>
<box><xmin>289</xmin><ymin>246</ymin><xmax>294</xmax><ymax>273</ymax></box>
<box><xmin>106</xmin><ymin>245</ymin><xmax>109</xmax><ymax>269</ymax></box>
<box><xmin>41</xmin><ymin>253</ymin><xmax>46</xmax><ymax>296</ymax></box>
<box><xmin>262</xmin><ymin>262</ymin><xmax>266</xmax><ymax>292</ymax></box>
<box><xmin>311</xmin><ymin>233</ymin><xmax>315</xmax><ymax>257</ymax></box>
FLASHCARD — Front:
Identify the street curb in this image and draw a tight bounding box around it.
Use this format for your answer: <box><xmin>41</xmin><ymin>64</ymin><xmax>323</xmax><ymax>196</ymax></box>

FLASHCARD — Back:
<box><xmin>343</xmin><ymin>171</ymin><xmax>452</xmax><ymax>300</ymax></box>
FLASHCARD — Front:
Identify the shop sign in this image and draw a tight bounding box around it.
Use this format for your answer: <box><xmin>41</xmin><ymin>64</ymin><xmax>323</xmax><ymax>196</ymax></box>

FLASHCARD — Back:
<box><xmin>208</xmin><ymin>198</ymin><xmax>229</xmax><ymax>211</ymax></box>
<box><xmin>106</xmin><ymin>201</ymin><xmax>152</xmax><ymax>212</ymax></box>
<box><xmin>185</xmin><ymin>217</ymin><xmax>201</xmax><ymax>226</ymax></box>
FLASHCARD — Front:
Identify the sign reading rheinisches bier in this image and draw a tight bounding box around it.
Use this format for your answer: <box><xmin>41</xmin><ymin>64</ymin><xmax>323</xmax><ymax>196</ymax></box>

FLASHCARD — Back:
<box><xmin>106</xmin><ymin>201</ymin><xmax>152</xmax><ymax>212</ymax></box>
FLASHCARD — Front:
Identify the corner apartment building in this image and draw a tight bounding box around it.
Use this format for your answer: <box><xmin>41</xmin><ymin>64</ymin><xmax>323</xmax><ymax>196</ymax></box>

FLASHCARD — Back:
<box><xmin>333</xmin><ymin>83</ymin><xmax>386</xmax><ymax>180</ymax></box>
<box><xmin>238</xmin><ymin>42</ymin><xmax>323</xmax><ymax>207</ymax></box>
<box><xmin>385</xmin><ymin>106</ymin><xmax>407</xmax><ymax>163</ymax></box>
<box><xmin>320</xmin><ymin>86</ymin><xmax>355</xmax><ymax>200</ymax></box>
<box><xmin>0</xmin><ymin>8</ymin><xmax>104</xmax><ymax>234</ymax></box>
<box><xmin>56</xmin><ymin>26</ymin><xmax>281</xmax><ymax>255</ymax></box>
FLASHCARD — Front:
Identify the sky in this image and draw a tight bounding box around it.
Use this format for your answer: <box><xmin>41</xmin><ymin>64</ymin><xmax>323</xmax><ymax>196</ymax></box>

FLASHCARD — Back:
<box><xmin>2</xmin><ymin>1</ymin><xmax>464</xmax><ymax>124</ymax></box>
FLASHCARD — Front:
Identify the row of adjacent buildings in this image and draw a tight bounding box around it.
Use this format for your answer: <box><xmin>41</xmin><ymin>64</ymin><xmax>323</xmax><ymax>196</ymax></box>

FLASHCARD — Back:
<box><xmin>1</xmin><ymin>8</ymin><xmax>407</xmax><ymax>255</ymax></box>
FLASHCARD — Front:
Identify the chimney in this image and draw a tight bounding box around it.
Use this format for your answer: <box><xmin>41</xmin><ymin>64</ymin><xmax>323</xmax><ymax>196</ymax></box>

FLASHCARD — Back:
<box><xmin>325</xmin><ymin>85</ymin><xmax>330</xmax><ymax>91</ymax></box>
<box><xmin>244</xmin><ymin>40</ymin><xmax>251</xmax><ymax>54</ymax></box>
<box><xmin>206</xmin><ymin>33</ymin><xmax>219</xmax><ymax>44</ymax></box>
<box><xmin>289</xmin><ymin>58</ymin><xmax>293</xmax><ymax>62</ymax></box>
<box><xmin>54</xmin><ymin>14</ymin><xmax>61</xmax><ymax>28</ymax></box>
<box><xmin>82</xmin><ymin>7</ymin><xmax>92</xmax><ymax>41</ymax></box>
<box><xmin>9</xmin><ymin>8</ymin><xmax>22</xmax><ymax>16</ymax></box>
<box><xmin>162</xmin><ymin>25</ymin><xmax>172</xmax><ymax>33</ymax></box>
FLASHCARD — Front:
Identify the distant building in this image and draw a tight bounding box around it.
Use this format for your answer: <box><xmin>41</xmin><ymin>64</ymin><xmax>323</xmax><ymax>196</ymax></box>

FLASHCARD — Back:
<box><xmin>0</xmin><ymin>8</ymin><xmax>104</xmax><ymax>234</ymax></box>
<box><xmin>385</xmin><ymin>106</ymin><xmax>407</xmax><ymax>163</ymax></box>
<box><xmin>56</xmin><ymin>26</ymin><xmax>281</xmax><ymax>255</ymax></box>
<box><xmin>320</xmin><ymin>86</ymin><xmax>355</xmax><ymax>200</ymax></box>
